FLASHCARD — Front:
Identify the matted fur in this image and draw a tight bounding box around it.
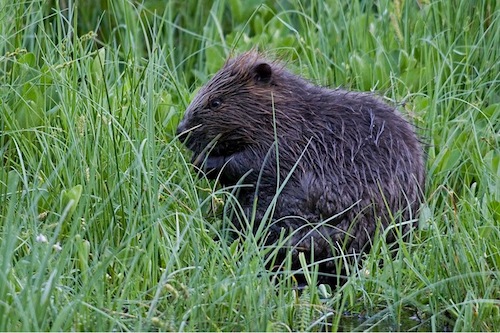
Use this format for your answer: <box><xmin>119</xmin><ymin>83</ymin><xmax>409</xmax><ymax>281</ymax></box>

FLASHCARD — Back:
<box><xmin>177</xmin><ymin>51</ymin><xmax>425</xmax><ymax>285</ymax></box>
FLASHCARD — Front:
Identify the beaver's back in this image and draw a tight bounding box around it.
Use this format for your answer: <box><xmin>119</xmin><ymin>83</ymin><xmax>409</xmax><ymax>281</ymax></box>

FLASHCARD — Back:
<box><xmin>235</xmin><ymin>86</ymin><xmax>423</xmax><ymax>263</ymax></box>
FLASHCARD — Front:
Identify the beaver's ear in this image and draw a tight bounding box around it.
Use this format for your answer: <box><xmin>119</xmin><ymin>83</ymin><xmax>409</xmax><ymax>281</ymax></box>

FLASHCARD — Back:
<box><xmin>253</xmin><ymin>62</ymin><xmax>272</xmax><ymax>84</ymax></box>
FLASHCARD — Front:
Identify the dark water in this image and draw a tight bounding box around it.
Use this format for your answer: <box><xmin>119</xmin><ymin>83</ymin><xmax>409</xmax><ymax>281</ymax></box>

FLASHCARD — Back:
<box><xmin>336</xmin><ymin>312</ymin><xmax>434</xmax><ymax>332</ymax></box>
<box><xmin>296</xmin><ymin>285</ymin><xmax>453</xmax><ymax>331</ymax></box>
<box><xmin>321</xmin><ymin>309</ymin><xmax>452</xmax><ymax>332</ymax></box>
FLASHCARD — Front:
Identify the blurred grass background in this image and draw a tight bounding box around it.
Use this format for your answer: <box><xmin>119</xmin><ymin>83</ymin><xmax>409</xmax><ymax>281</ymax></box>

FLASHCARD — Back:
<box><xmin>0</xmin><ymin>0</ymin><xmax>498</xmax><ymax>331</ymax></box>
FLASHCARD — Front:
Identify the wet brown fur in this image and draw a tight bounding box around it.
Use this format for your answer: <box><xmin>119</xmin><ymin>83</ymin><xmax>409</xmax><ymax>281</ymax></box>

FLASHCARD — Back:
<box><xmin>177</xmin><ymin>51</ymin><xmax>425</xmax><ymax>285</ymax></box>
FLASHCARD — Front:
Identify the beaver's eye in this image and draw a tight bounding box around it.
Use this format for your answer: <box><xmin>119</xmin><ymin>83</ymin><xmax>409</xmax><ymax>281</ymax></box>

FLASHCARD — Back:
<box><xmin>209</xmin><ymin>98</ymin><xmax>222</xmax><ymax>109</ymax></box>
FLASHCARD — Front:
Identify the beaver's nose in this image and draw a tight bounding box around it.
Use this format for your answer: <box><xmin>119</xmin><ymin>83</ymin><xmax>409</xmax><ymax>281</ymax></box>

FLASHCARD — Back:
<box><xmin>176</xmin><ymin>121</ymin><xmax>188</xmax><ymax>142</ymax></box>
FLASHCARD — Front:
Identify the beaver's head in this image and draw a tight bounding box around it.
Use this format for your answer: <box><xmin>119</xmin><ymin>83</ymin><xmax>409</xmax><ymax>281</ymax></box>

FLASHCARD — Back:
<box><xmin>176</xmin><ymin>52</ymin><xmax>287</xmax><ymax>164</ymax></box>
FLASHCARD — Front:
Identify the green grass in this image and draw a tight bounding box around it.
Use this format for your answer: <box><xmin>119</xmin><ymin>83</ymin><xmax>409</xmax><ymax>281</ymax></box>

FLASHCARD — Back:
<box><xmin>1</xmin><ymin>0</ymin><xmax>499</xmax><ymax>331</ymax></box>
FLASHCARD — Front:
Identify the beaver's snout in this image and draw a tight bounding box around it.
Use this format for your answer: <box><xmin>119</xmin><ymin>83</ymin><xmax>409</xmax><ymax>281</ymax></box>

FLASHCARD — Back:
<box><xmin>176</xmin><ymin>121</ymin><xmax>189</xmax><ymax>143</ymax></box>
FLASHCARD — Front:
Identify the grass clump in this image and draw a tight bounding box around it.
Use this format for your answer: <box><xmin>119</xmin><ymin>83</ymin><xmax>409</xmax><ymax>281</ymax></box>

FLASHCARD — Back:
<box><xmin>0</xmin><ymin>0</ymin><xmax>498</xmax><ymax>331</ymax></box>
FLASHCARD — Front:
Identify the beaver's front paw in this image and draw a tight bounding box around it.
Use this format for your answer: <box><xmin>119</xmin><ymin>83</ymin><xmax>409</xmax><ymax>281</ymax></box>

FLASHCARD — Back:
<box><xmin>203</xmin><ymin>155</ymin><xmax>228</xmax><ymax>175</ymax></box>
<box><xmin>192</xmin><ymin>151</ymin><xmax>253</xmax><ymax>183</ymax></box>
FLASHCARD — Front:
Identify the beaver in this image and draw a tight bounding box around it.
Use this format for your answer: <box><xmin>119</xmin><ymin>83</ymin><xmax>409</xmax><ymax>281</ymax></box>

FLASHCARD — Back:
<box><xmin>177</xmin><ymin>51</ymin><xmax>425</xmax><ymax>285</ymax></box>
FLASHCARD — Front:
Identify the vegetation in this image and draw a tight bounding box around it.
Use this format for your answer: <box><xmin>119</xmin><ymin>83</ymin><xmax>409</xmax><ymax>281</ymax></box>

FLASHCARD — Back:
<box><xmin>0</xmin><ymin>0</ymin><xmax>498</xmax><ymax>331</ymax></box>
